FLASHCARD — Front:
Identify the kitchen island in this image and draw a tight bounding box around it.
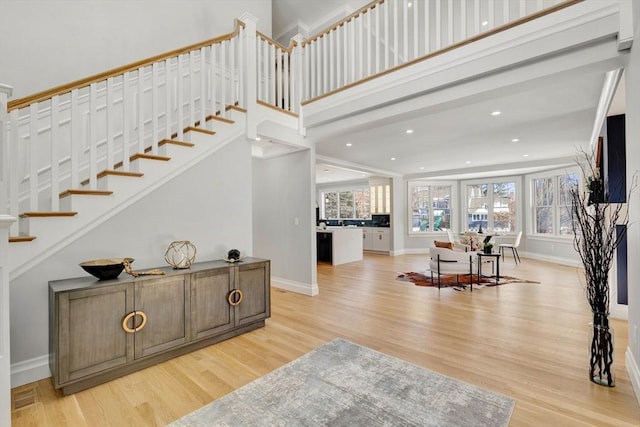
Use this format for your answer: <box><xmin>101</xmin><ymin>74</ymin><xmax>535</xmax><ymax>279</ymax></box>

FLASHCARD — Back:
<box><xmin>316</xmin><ymin>227</ymin><xmax>363</xmax><ymax>265</ymax></box>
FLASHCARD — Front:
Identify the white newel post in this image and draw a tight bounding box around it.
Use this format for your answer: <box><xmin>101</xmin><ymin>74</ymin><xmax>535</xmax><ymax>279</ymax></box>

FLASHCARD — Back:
<box><xmin>0</xmin><ymin>215</ymin><xmax>16</xmax><ymax>426</ymax></box>
<box><xmin>240</xmin><ymin>13</ymin><xmax>258</xmax><ymax>141</ymax></box>
<box><xmin>0</xmin><ymin>85</ymin><xmax>12</xmax><ymax>218</ymax></box>
<box><xmin>291</xmin><ymin>34</ymin><xmax>307</xmax><ymax>137</ymax></box>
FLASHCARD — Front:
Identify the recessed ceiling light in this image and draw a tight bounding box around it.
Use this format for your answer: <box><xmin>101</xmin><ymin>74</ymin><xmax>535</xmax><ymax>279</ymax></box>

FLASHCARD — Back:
<box><xmin>491</xmin><ymin>111</ymin><xmax>501</xmax><ymax>116</ymax></box>
<box><xmin>361</xmin><ymin>174</ymin><xmax>366</xmax><ymax>177</ymax></box>
<box><xmin>391</xmin><ymin>157</ymin><xmax>396</xmax><ymax>161</ymax></box>
<box><xmin>481</xmin><ymin>20</ymin><xmax>488</xmax><ymax>26</ymax></box>
<box><xmin>408</xmin><ymin>2</ymin><xmax>413</xmax><ymax>7</ymax></box>
<box><xmin>523</xmin><ymin>154</ymin><xmax>529</xmax><ymax>157</ymax></box>
<box><xmin>346</xmin><ymin>143</ymin><xmax>352</xmax><ymax>147</ymax></box>
<box><xmin>419</xmin><ymin>166</ymin><xmax>425</xmax><ymax>170</ymax></box>
<box><xmin>465</xmin><ymin>161</ymin><xmax>472</xmax><ymax>164</ymax></box>
<box><xmin>406</xmin><ymin>129</ymin><xmax>414</xmax><ymax>134</ymax></box>
<box><xmin>255</xmin><ymin>137</ymin><xmax>261</xmax><ymax>141</ymax></box>
<box><xmin>512</xmin><ymin>138</ymin><xmax>519</xmax><ymax>142</ymax></box>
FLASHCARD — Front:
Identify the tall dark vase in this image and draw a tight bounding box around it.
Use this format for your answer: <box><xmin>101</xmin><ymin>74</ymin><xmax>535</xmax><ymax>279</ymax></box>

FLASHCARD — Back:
<box><xmin>589</xmin><ymin>311</ymin><xmax>615</xmax><ymax>387</ymax></box>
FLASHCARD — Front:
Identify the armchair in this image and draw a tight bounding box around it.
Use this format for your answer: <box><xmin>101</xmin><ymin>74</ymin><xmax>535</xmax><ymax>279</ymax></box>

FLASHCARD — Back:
<box><xmin>429</xmin><ymin>247</ymin><xmax>475</xmax><ymax>291</ymax></box>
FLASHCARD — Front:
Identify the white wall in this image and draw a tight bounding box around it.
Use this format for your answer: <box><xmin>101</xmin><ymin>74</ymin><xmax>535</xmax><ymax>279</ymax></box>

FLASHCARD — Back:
<box><xmin>1</xmin><ymin>0</ymin><xmax>272</xmax><ymax>98</ymax></box>
<box><xmin>9</xmin><ymin>138</ymin><xmax>253</xmax><ymax>385</ymax></box>
<box><xmin>253</xmin><ymin>149</ymin><xmax>317</xmax><ymax>295</ymax></box>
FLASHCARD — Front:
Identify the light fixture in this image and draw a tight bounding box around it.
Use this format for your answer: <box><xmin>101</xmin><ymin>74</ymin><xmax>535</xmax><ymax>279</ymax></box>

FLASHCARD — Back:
<box><xmin>255</xmin><ymin>137</ymin><xmax>261</xmax><ymax>141</ymax></box>
<box><xmin>491</xmin><ymin>111</ymin><xmax>501</xmax><ymax>116</ymax></box>
<box><xmin>408</xmin><ymin>2</ymin><xmax>412</xmax><ymax>7</ymax></box>
<box><xmin>406</xmin><ymin>129</ymin><xmax>414</xmax><ymax>134</ymax></box>
<box><xmin>523</xmin><ymin>154</ymin><xmax>529</xmax><ymax>157</ymax></box>
<box><xmin>346</xmin><ymin>142</ymin><xmax>352</xmax><ymax>147</ymax></box>
<box><xmin>465</xmin><ymin>161</ymin><xmax>472</xmax><ymax>164</ymax></box>
<box><xmin>419</xmin><ymin>166</ymin><xmax>425</xmax><ymax>170</ymax></box>
<box><xmin>391</xmin><ymin>157</ymin><xmax>396</xmax><ymax>161</ymax></box>
<box><xmin>512</xmin><ymin>138</ymin><xmax>519</xmax><ymax>142</ymax></box>
<box><xmin>481</xmin><ymin>20</ymin><xmax>488</xmax><ymax>26</ymax></box>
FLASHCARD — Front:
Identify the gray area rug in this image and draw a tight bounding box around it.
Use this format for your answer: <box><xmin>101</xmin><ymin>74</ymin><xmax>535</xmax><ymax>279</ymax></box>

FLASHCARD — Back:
<box><xmin>168</xmin><ymin>338</ymin><xmax>515</xmax><ymax>426</ymax></box>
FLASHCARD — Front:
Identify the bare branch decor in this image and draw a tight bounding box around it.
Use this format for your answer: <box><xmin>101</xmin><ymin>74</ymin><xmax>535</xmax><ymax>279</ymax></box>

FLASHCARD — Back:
<box><xmin>570</xmin><ymin>148</ymin><xmax>636</xmax><ymax>387</ymax></box>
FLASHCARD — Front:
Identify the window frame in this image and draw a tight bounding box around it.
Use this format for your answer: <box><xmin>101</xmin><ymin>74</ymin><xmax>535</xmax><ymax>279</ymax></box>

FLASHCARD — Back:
<box><xmin>407</xmin><ymin>180</ymin><xmax>456</xmax><ymax>236</ymax></box>
<box><xmin>460</xmin><ymin>176</ymin><xmax>521</xmax><ymax>235</ymax></box>
<box><xmin>319</xmin><ymin>184</ymin><xmax>371</xmax><ymax>220</ymax></box>
<box><xmin>527</xmin><ymin>168</ymin><xmax>581</xmax><ymax>238</ymax></box>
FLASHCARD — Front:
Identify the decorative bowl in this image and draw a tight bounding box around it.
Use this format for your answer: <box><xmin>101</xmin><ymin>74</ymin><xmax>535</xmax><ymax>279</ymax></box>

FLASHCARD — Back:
<box><xmin>80</xmin><ymin>258</ymin><xmax>134</xmax><ymax>280</ymax></box>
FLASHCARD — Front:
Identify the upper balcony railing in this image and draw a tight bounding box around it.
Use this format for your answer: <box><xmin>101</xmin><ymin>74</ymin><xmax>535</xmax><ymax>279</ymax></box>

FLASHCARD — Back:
<box><xmin>0</xmin><ymin>0</ymin><xmax>583</xmax><ymax>235</ymax></box>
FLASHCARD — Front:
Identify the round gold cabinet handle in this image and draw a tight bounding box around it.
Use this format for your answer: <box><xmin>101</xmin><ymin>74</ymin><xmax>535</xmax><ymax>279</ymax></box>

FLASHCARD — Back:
<box><xmin>122</xmin><ymin>311</ymin><xmax>148</xmax><ymax>333</ymax></box>
<box><xmin>227</xmin><ymin>289</ymin><xmax>244</xmax><ymax>307</ymax></box>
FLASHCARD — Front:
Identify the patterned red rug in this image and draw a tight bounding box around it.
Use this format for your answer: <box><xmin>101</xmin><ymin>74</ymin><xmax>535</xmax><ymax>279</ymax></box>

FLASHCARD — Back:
<box><xmin>396</xmin><ymin>271</ymin><xmax>539</xmax><ymax>289</ymax></box>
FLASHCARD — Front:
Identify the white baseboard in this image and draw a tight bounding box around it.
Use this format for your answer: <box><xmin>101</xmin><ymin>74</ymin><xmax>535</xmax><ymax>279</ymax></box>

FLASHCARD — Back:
<box><xmin>11</xmin><ymin>354</ymin><xmax>50</xmax><ymax>388</ymax></box>
<box><xmin>519</xmin><ymin>251</ymin><xmax>581</xmax><ymax>267</ymax></box>
<box><xmin>272</xmin><ymin>277</ymin><xmax>319</xmax><ymax>296</ymax></box>
<box><xmin>625</xmin><ymin>347</ymin><xmax>640</xmax><ymax>407</ymax></box>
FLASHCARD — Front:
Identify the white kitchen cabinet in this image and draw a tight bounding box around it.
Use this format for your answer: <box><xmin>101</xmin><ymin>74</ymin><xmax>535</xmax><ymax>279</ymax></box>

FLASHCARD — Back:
<box><xmin>363</xmin><ymin>227</ymin><xmax>390</xmax><ymax>253</ymax></box>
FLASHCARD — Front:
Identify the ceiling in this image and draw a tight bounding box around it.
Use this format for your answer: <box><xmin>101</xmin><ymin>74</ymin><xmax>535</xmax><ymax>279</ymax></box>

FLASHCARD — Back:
<box><xmin>271</xmin><ymin>1</ymin><xmax>626</xmax><ymax>185</ymax></box>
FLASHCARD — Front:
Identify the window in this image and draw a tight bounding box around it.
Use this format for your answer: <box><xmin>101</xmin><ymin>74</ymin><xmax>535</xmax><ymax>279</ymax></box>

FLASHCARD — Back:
<box><xmin>409</xmin><ymin>182</ymin><xmax>452</xmax><ymax>233</ymax></box>
<box><xmin>464</xmin><ymin>180</ymin><xmax>516</xmax><ymax>232</ymax></box>
<box><xmin>531</xmin><ymin>171</ymin><xmax>579</xmax><ymax>235</ymax></box>
<box><xmin>321</xmin><ymin>188</ymin><xmax>370</xmax><ymax>219</ymax></box>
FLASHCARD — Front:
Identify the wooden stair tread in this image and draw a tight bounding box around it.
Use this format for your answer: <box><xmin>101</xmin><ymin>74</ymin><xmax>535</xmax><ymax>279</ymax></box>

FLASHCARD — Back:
<box><xmin>9</xmin><ymin>235</ymin><xmax>36</xmax><ymax>243</ymax></box>
<box><xmin>81</xmin><ymin>170</ymin><xmax>144</xmax><ymax>186</ymax></box>
<box><xmin>185</xmin><ymin>126</ymin><xmax>216</xmax><ymax>136</ymax></box>
<box><xmin>159</xmin><ymin>139</ymin><xmax>195</xmax><ymax>148</ymax></box>
<box><xmin>60</xmin><ymin>189</ymin><xmax>113</xmax><ymax>198</ymax></box>
<box><xmin>130</xmin><ymin>153</ymin><xmax>171</xmax><ymax>162</ymax></box>
<box><xmin>226</xmin><ymin>105</ymin><xmax>247</xmax><ymax>113</ymax></box>
<box><xmin>206</xmin><ymin>114</ymin><xmax>235</xmax><ymax>124</ymax></box>
<box><xmin>20</xmin><ymin>211</ymin><xmax>78</xmax><ymax>218</ymax></box>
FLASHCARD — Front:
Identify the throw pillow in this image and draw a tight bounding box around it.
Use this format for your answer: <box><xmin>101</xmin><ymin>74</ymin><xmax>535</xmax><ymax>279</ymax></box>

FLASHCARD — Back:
<box><xmin>434</xmin><ymin>240</ymin><xmax>453</xmax><ymax>250</ymax></box>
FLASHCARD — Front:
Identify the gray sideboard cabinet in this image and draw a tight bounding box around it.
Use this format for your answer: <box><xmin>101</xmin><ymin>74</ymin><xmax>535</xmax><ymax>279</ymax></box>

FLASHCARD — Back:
<box><xmin>49</xmin><ymin>258</ymin><xmax>270</xmax><ymax>395</ymax></box>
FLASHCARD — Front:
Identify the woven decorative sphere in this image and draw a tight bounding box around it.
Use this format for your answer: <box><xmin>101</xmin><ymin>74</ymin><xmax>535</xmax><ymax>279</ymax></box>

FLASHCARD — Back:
<box><xmin>164</xmin><ymin>240</ymin><xmax>197</xmax><ymax>269</ymax></box>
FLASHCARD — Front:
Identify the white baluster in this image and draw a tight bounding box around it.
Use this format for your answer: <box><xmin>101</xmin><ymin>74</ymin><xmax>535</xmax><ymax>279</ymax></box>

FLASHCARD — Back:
<box><xmin>211</xmin><ymin>45</ymin><xmax>218</xmax><ymax>117</ymax></box>
<box><xmin>461</xmin><ymin>0</ymin><xmax>467</xmax><ymax>42</ymax></box>
<box><xmin>238</xmin><ymin>28</ymin><xmax>245</xmax><ymax>109</ymax></box>
<box><xmin>358</xmin><ymin>13</ymin><xmax>364</xmax><ymax>79</ymax></box>
<box><xmin>375</xmin><ymin>4</ymin><xmax>380</xmax><ymax>73</ymax></box>
<box><xmin>28</xmin><ymin>103</ymin><xmax>39</xmax><ymax>210</ymax></box>
<box><xmin>447</xmin><ymin>0</ymin><xmax>454</xmax><ymax>44</ymax></box>
<box><xmin>393</xmin><ymin>0</ymin><xmax>399</xmax><ymax>66</ymax></box>
<box><xmin>503</xmin><ymin>0</ymin><xmax>510</xmax><ymax>25</ymax></box>
<box><xmin>328</xmin><ymin>30</ymin><xmax>335</xmax><ymax>91</ymax></box>
<box><xmin>177</xmin><ymin>54</ymin><xmax>185</xmax><ymax>135</ymax></box>
<box><xmin>151</xmin><ymin>62</ymin><xmax>159</xmax><ymax>153</ymax></box>
<box><xmin>276</xmin><ymin>47</ymin><xmax>283</xmax><ymax>107</ymax></box>
<box><xmin>283</xmin><ymin>51</ymin><xmax>290</xmax><ymax>111</ymax></box>
<box><xmin>413</xmin><ymin>0</ymin><xmax>418</xmax><ymax>60</ymax></box>
<box><xmin>188</xmin><ymin>52</ymin><xmax>195</xmax><ymax>128</ymax></box>
<box><xmin>488</xmin><ymin>0</ymin><xmax>494</xmax><ymax>30</ymax></box>
<box><xmin>349</xmin><ymin>19</ymin><xmax>356</xmax><ymax>82</ymax></box>
<box><xmin>536</xmin><ymin>0</ymin><xmax>543</xmax><ymax>13</ymax></box>
<box><xmin>89</xmin><ymin>83</ymin><xmax>98</xmax><ymax>190</ymax></box>
<box><xmin>137</xmin><ymin>67</ymin><xmax>145</xmax><ymax>153</ymax></box>
<box><xmin>122</xmin><ymin>72</ymin><xmax>131</xmax><ymax>171</ymax></box>
<box><xmin>165</xmin><ymin>59</ymin><xmax>173</xmax><ymax>138</ymax></box>
<box><xmin>256</xmin><ymin>39</ymin><xmax>263</xmax><ymax>102</ymax></box>
<box><xmin>519</xmin><ymin>0</ymin><xmax>526</xmax><ymax>18</ymax></box>
<box><xmin>474</xmin><ymin>0</ymin><xmax>481</xmax><ymax>36</ymax></box>
<box><xmin>366</xmin><ymin>9</ymin><xmax>372</xmax><ymax>77</ymax></box>
<box><xmin>336</xmin><ymin>26</ymin><xmax>342</xmax><ymax>87</ymax></box>
<box><xmin>425</xmin><ymin>0</ymin><xmax>430</xmax><ymax>54</ymax></box>
<box><xmin>263</xmin><ymin>39</ymin><xmax>270</xmax><ymax>103</ymax></box>
<box><xmin>316</xmin><ymin>38</ymin><xmax>322</xmax><ymax>95</ymax></box>
<box><xmin>199</xmin><ymin>47</ymin><xmax>207</xmax><ymax>127</ymax></box>
<box><xmin>220</xmin><ymin>41</ymin><xmax>227</xmax><ymax>118</ymax></box>
<box><xmin>70</xmin><ymin>89</ymin><xmax>81</xmax><ymax>190</ymax></box>
<box><xmin>403</xmin><ymin>0</ymin><xmax>408</xmax><ymax>63</ymax></box>
<box><xmin>323</xmin><ymin>35</ymin><xmax>329</xmax><ymax>94</ymax></box>
<box><xmin>229</xmin><ymin>37</ymin><xmax>236</xmax><ymax>107</ymax></box>
<box><xmin>106</xmin><ymin>78</ymin><xmax>115</xmax><ymax>171</ymax></box>
<box><xmin>240</xmin><ymin>13</ymin><xmax>258</xmax><ymax>139</ymax></box>
<box><xmin>384</xmin><ymin>1</ymin><xmax>389</xmax><ymax>69</ymax></box>
<box><xmin>436</xmin><ymin>0</ymin><xmax>442</xmax><ymax>50</ymax></box>
<box><xmin>309</xmin><ymin>42</ymin><xmax>316</xmax><ymax>98</ymax></box>
<box><xmin>270</xmin><ymin>43</ymin><xmax>276</xmax><ymax>105</ymax></box>
<box><xmin>50</xmin><ymin>96</ymin><xmax>60</xmax><ymax>211</ymax></box>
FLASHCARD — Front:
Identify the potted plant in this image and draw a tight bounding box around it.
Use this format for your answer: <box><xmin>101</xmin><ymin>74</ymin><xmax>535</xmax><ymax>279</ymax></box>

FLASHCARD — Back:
<box><xmin>569</xmin><ymin>150</ymin><xmax>635</xmax><ymax>387</ymax></box>
<box><xmin>483</xmin><ymin>243</ymin><xmax>494</xmax><ymax>254</ymax></box>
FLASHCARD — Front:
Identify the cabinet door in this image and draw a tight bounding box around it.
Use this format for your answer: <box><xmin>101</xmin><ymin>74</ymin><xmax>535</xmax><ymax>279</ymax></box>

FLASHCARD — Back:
<box><xmin>235</xmin><ymin>261</ymin><xmax>270</xmax><ymax>326</ymax></box>
<box><xmin>190</xmin><ymin>267</ymin><xmax>234</xmax><ymax>340</ymax></box>
<box><xmin>363</xmin><ymin>228</ymin><xmax>373</xmax><ymax>251</ymax></box>
<box><xmin>134</xmin><ymin>275</ymin><xmax>189</xmax><ymax>358</ymax></box>
<box><xmin>373</xmin><ymin>230</ymin><xmax>391</xmax><ymax>251</ymax></box>
<box><xmin>57</xmin><ymin>283</ymin><xmax>134</xmax><ymax>385</ymax></box>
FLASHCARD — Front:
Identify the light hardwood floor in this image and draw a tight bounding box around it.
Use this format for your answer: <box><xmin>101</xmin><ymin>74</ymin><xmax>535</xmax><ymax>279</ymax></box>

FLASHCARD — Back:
<box><xmin>11</xmin><ymin>254</ymin><xmax>640</xmax><ymax>426</ymax></box>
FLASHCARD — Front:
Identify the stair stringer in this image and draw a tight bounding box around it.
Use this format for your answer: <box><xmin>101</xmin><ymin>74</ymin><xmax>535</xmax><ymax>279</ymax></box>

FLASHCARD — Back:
<box><xmin>8</xmin><ymin>114</ymin><xmax>247</xmax><ymax>281</ymax></box>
